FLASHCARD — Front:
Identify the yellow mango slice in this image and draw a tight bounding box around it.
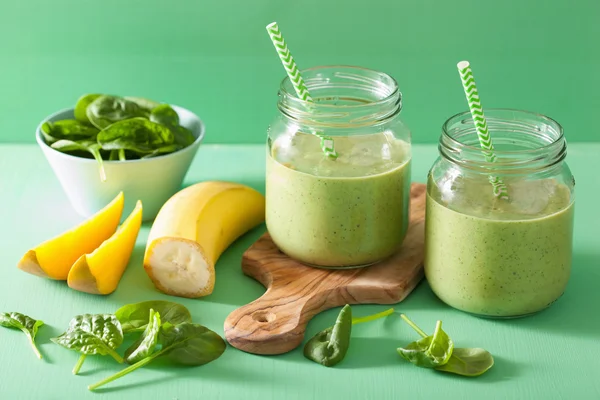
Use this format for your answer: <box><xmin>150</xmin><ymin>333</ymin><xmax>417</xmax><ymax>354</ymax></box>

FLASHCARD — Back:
<box><xmin>68</xmin><ymin>200</ymin><xmax>143</xmax><ymax>295</ymax></box>
<box><xmin>18</xmin><ymin>192</ymin><xmax>125</xmax><ymax>280</ymax></box>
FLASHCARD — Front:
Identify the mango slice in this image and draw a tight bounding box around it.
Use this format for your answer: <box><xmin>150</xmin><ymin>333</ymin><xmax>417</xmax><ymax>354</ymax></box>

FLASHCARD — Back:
<box><xmin>18</xmin><ymin>193</ymin><xmax>125</xmax><ymax>280</ymax></box>
<box><xmin>68</xmin><ymin>200</ymin><xmax>143</xmax><ymax>295</ymax></box>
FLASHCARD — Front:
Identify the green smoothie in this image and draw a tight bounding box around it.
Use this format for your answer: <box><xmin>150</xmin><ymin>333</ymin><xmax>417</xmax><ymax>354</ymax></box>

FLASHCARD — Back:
<box><xmin>266</xmin><ymin>133</ymin><xmax>411</xmax><ymax>268</ymax></box>
<box><xmin>424</xmin><ymin>177</ymin><xmax>574</xmax><ymax>317</ymax></box>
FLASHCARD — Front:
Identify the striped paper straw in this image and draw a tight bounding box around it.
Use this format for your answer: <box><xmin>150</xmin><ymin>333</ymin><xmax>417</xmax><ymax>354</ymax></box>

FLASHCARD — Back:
<box><xmin>457</xmin><ymin>61</ymin><xmax>509</xmax><ymax>200</ymax></box>
<box><xmin>266</xmin><ymin>22</ymin><xmax>338</xmax><ymax>159</ymax></box>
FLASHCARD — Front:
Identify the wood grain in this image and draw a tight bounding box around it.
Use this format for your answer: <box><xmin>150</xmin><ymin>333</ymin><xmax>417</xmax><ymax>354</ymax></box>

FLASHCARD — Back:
<box><xmin>224</xmin><ymin>183</ymin><xmax>426</xmax><ymax>355</ymax></box>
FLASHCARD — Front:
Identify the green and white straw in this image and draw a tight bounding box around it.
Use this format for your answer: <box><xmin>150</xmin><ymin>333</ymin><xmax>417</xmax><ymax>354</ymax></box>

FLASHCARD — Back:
<box><xmin>266</xmin><ymin>22</ymin><xmax>338</xmax><ymax>159</ymax></box>
<box><xmin>457</xmin><ymin>61</ymin><xmax>509</xmax><ymax>200</ymax></box>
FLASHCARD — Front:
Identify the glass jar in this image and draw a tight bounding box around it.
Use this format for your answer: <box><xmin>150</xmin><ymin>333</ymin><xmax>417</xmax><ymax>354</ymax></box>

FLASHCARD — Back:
<box><xmin>425</xmin><ymin>109</ymin><xmax>575</xmax><ymax>318</ymax></box>
<box><xmin>265</xmin><ymin>66</ymin><xmax>412</xmax><ymax>269</ymax></box>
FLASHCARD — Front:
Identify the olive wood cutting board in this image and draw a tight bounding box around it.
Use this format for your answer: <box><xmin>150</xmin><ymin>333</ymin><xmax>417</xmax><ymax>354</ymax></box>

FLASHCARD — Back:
<box><xmin>224</xmin><ymin>182</ymin><xmax>426</xmax><ymax>355</ymax></box>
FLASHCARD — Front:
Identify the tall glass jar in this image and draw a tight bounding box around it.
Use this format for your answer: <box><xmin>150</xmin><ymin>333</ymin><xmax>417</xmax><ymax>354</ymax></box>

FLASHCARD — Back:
<box><xmin>266</xmin><ymin>66</ymin><xmax>412</xmax><ymax>269</ymax></box>
<box><xmin>425</xmin><ymin>109</ymin><xmax>575</xmax><ymax>318</ymax></box>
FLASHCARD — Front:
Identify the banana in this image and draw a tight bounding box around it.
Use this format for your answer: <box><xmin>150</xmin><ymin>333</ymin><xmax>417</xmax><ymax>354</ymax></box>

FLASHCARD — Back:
<box><xmin>143</xmin><ymin>181</ymin><xmax>265</xmax><ymax>298</ymax></box>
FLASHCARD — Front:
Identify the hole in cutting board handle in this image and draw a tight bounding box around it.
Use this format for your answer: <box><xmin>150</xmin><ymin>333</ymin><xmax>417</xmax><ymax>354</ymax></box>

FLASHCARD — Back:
<box><xmin>252</xmin><ymin>311</ymin><xmax>276</xmax><ymax>323</ymax></box>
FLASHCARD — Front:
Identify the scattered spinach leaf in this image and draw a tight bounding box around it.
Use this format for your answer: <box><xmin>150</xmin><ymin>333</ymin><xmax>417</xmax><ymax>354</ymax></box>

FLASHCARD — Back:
<box><xmin>435</xmin><ymin>347</ymin><xmax>494</xmax><ymax>376</ymax></box>
<box><xmin>397</xmin><ymin>320</ymin><xmax>453</xmax><ymax>368</ymax></box>
<box><xmin>51</xmin><ymin>314</ymin><xmax>124</xmax><ymax>375</ymax></box>
<box><xmin>351</xmin><ymin>307</ymin><xmax>395</xmax><ymax>325</ymax></box>
<box><xmin>158</xmin><ymin>322</ymin><xmax>226</xmax><ymax>365</ymax></box>
<box><xmin>50</xmin><ymin>140</ymin><xmax>106</xmax><ymax>181</ymax></box>
<box><xmin>74</xmin><ymin>93</ymin><xmax>102</xmax><ymax>124</ymax></box>
<box><xmin>303</xmin><ymin>306</ymin><xmax>395</xmax><ymax>368</ymax></box>
<box><xmin>0</xmin><ymin>312</ymin><xmax>44</xmax><ymax>359</ymax></box>
<box><xmin>89</xmin><ymin>322</ymin><xmax>226</xmax><ymax>390</ymax></box>
<box><xmin>115</xmin><ymin>300</ymin><xmax>192</xmax><ymax>333</ymax></box>
<box><xmin>86</xmin><ymin>95</ymin><xmax>147</xmax><ymax>129</ymax></box>
<box><xmin>398</xmin><ymin>314</ymin><xmax>494</xmax><ymax>377</ymax></box>
<box><xmin>304</xmin><ymin>304</ymin><xmax>352</xmax><ymax>367</ymax></box>
<box><xmin>124</xmin><ymin>309</ymin><xmax>161</xmax><ymax>364</ymax></box>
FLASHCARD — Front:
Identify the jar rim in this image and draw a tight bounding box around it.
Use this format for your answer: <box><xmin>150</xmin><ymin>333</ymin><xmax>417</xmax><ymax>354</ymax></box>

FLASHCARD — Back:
<box><xmin>278</xmin><ymin>65</ymin><xmax>400</xmax><ymax>110</ymax></box>
<box><xmin>442</xmin><ymin>108</ymin><xmax>565</xmax><ymax>155</ymax></box>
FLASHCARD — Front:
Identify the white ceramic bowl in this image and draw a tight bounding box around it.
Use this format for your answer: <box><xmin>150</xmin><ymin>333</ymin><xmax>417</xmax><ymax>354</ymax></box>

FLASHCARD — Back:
<box><xmin>36</xmin><ymin>105</ymin><xmax>205</xmax><ymax>221</ymax></box>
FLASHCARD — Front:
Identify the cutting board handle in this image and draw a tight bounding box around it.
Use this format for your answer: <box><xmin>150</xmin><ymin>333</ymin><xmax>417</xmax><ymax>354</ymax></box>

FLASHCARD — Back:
<box><xmin>224</xmin><ymin>282</ymin><xmax>322</xmax><ymax>355</ymax></box>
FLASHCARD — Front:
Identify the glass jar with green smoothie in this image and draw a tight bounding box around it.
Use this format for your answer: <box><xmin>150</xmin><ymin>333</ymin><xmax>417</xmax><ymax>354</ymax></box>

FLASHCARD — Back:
<box><xmin>266</xmin><ymin>66</ymin><xmax>412</xmax><ymax>269</ymax></box>
<box><xmin>425</xmin><ymin>109</ymin><xmax>575</xmax><ymax>318</ymax></box>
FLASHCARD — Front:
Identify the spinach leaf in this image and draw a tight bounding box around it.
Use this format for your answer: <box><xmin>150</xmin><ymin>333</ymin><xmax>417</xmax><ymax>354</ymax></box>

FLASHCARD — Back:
<box><xmin>158</xmin><ymin>322</ymin><xmax>226</xmax><ymax>365</ymax></box>
<box><xmin>150</xmin><ymin>104</ymin><xmax>179</xmax><ymax>126</ymax></box>
<box><xmin>41</xmin><ymin>120</ymin><xmax>98</xmax><ymax>144</ymax></box>
<box><xmin>435</xmin><ymin>347</ymin><xmax>494</xmax><ymax>377</ymax></box>
<box><xmin>125</xmin><ymin>96</ymin><xmax>160</xmax><ymax>112</ymax></box>
<box><xmin>42</xmin><ymin>94</ymin><xmax>192</xmax><ymax>168</ymax></box>
<box><xmin>125</xmin><ymin>309</ymin><xmax>161</xmax><ymax>364</ymax></box>
<box><xmin>397</xmin><ymin>320</ymin><xmax>453</xmax><ymax>368</ymax></box>
<box><xmin>51</xmin><ymin>139</ymin><xmax>97</xmax><ymax>154</ymax></box>
<box><xmin>97</xmin><ymin>118</ymin><xmax>174</xmax><ymax>155</ymax></box>
<box><xmin>86</xmin><ymin>95</ymin><xmax>147</xmax><ymax>129</ymax></box>
<box><xmin>50</xmin><ymin>140</ymin><xmax>106</xmax><ymax>181</ymax></box>
<box><xmin>0</xmin><ymin>312</ymin><xmax>44</xmax><ymax>359</ymax></box>
<box><xmin>302</xmin><ymin>306</ymin><xmax>394</xmax><ymax>368</ymax></box>
<box><xmin>398</xmin><ymin>314</ymin><xmax>494</xmax><ymax>377</ymax></box>
<box><xmin>171</xmin><ymin>125</ymin><xmax>196</xmax><ymax>147</ymax></box>
<box><xmin>88</xmin><ymin>322</ymin><xmax>226</xmax><ymax>390</ymax></box>
<box><xmin>141</xmin><ymin>144</ymin><xmax>182</xmax><ymax>159</ymax></box>
<box><xmin>351</xmin><ymin>307</ymin><xmax>394</xmax><ymax>325</ymax></box>
<box><xmin>149</xmin><ymin>104</ymin><xmax>195</xmax><ymax>147</ymax></box>
<box><xmin>115</xmin><ymin>300</ymin><xmax>192</xmax><ymax>333</ymax></box>
<box><xmin>108</xmin><ymin>149</ymin><xmax>127</xmax><ymax>161</ymax></box>
<box><xmin>74</xmin><ymin>93</ymin><xmax>102</xmax><ymax>124</ymax></box>
<box><xmin>304</xmin><ymin>304</ymin><xmax>352</xmax><ymax>367</ymax></box>
<box><xmin>52</xmin><ymin>314</ymin><xmax>124</xmax><ymax>375</ymax></box>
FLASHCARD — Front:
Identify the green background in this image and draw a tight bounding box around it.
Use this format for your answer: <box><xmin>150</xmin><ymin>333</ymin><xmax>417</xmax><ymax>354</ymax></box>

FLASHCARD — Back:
<box><xmin>2</xmin><ymin>0</ymin><xmax>599</xmax><ymax>144</ymax></box>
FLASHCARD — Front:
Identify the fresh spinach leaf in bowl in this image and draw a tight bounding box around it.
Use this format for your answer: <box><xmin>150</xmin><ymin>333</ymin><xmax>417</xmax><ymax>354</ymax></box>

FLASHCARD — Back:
<box><xmin>41</xmin><ymin>94</ymin><xmax>197</xmax><ymax>181</ymax></box>
<box><xmin>86</xmin><ymin>95</ymin><xmax>148</xmax><ymax>129</ymax></box>
<box><xmin>41</xmin><ymin>120</ymin><xmax>99</xmax><ymax>144</ymax></box>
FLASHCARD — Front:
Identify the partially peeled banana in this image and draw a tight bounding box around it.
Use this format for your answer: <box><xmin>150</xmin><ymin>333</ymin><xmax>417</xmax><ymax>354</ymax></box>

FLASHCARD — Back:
<box><xmin>143</xmin><ymin>181</ymin><xmax>265</xmax><ymax>298</ymax></box>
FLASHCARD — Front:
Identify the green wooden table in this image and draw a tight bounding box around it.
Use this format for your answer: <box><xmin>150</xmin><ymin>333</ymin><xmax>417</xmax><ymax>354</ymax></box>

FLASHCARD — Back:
<box><xmin>1</xmin><ymin>143</ymin><xmax>598</xmax><ymax>400</ymax></box>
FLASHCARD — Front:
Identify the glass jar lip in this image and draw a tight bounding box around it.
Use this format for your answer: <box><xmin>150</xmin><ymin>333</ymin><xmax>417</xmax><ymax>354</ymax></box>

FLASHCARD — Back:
<box><xmin>278</xmin><ymin>65</ymin><xmax>400</xmax><ymax>109</ymax></box>
<box><xmin>442</xmin><ymin>108</ymin><xmax>565</xmax><ymax>154</ymax></box>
